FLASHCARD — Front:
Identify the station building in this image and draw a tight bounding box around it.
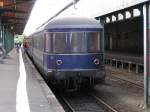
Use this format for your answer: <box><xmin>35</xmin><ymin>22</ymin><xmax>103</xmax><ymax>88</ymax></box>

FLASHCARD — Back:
<box><xmin>0</xmin><ymin>0</ymin><xmax>150</xmax><ymax>110</ymax></box>
<box><xmin>96</xmin><ymin>0</ymin><xmax>150</xmax><ymax>106</ymax></box>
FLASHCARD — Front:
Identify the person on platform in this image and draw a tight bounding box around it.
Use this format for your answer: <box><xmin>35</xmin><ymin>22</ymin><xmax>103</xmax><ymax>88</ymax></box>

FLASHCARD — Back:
<box><xmin>23</xmin><ymin>39</ymin><xmax>28</xmax><ymax>53</ymax></box>
<box><xmin>14</xmin><ymin>36</ymin><xmax>20</xmax><ymax>53</ymax></box>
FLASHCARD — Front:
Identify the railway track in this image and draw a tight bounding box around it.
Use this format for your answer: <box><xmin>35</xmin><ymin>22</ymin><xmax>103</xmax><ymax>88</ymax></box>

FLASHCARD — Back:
<box><xmin>109</xmin><ymin>71</ymin><xmax>144</xmax><ymax>89</ymax></box>
<box><xmin>61</xmin><ymin>96</ymin><xmax>76</xmax><ymax>112</ymax></box>
<box><xmin>61</xmin><ymin>92</ymin><xmax>104</xmax><ymax>112</ymax></box>
<box><xmin>92</xmin><ymin>94</ymin><xmax>119</xmax><ymax>112</ymax></box>
<box><xmin>60</xmin><ymin>92</ymin><xmax>119</xmax><ymax>112</ymax></box>
<box><xmin>58</xmin><ymin>69</ymin><xmax>143</xmax><ymax>112</ymax></box>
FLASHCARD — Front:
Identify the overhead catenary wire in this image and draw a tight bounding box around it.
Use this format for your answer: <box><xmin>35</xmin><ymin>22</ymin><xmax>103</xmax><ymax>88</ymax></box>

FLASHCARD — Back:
<box><xmin>36</xmin><ymin>0</ymin><xmax>80</xmax><ymax>30</ymax></box>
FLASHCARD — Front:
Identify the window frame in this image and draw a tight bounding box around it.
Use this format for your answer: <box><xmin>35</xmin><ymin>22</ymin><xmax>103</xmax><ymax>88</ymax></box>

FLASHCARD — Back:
<box><xmin>44</xmin><ymin>31</ymin><xmax>102</xmax><ymax>53</ymax></box>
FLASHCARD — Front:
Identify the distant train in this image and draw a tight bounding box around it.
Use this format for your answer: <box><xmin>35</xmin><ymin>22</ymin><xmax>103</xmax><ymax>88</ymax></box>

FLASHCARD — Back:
<box><xmin>25</xmin><ymin>17</ymin><xmax>105</xmax><ymax>90</ymax></box>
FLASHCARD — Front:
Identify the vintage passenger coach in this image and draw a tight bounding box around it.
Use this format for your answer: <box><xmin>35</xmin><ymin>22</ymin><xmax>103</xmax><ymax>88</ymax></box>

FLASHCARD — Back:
<box><xmin>26</xmin><ymin>17</ymin><xmax>105</xmax><ymax>89</ymax></box>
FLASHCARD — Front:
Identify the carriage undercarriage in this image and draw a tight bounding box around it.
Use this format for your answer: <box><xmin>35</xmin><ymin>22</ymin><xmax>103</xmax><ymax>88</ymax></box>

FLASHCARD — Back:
<box><xmin>47</xmin><ymin>70</ymin><xmax>105</xmax><ymax>91</ymax></box>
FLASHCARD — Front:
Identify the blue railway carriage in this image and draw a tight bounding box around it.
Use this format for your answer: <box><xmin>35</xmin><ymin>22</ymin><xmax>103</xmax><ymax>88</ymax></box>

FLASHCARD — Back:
<box><xmin>27</xmin><ymin>17</ymin><xmax>105</xmax><ymax>89</ymax></box>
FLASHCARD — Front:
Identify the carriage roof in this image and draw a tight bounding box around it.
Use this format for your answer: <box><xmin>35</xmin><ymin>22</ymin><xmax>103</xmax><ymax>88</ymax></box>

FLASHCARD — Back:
<box><xmin>44</xmin><ymin>17</ymin><xmax>103</xmax><ymax>30</ymax></box>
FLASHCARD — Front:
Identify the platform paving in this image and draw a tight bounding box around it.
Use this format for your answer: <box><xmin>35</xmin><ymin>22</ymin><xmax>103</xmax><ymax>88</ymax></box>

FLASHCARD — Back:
<box><xmin>0</xmin><ymin>49</ymin><xmax>65</xmax><ymax>112</ymax></box>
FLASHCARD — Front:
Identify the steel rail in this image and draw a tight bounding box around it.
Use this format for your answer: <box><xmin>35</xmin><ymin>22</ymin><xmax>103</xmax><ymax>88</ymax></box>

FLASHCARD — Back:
<box><xmin>92</xmin><ymin>94</ymin><xmax>119</xmax><ymax>112</ymax></box>
<box><xmin>109</xmin><ymin>73</ymin><xmax>144</xmax><ymax>89</ymax></box>
<box><xmin>61</xmin><ymin>96</ymin><xmax>75</xmax><ymax>112</ymax></box>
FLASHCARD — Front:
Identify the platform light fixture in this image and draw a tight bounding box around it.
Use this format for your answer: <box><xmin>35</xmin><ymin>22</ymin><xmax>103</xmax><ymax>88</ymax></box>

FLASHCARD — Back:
<box><xmin>11</xmin><ymin>26</ymin><xmax>13</xmax><ymax>30</ymax></box>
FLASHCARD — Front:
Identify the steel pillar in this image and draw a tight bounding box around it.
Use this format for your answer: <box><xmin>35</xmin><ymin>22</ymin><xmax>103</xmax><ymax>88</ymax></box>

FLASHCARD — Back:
<box><xmin>0</xmin><ymin>16</ymin><xmax>2</xmax><ymax>47</ymax></box>
<box><xmin>143</xmin><ymin>3</ymin><xmax>150</xmax><ymax>106</ymax></box>
<box><xmin>99</xmin><ymin>18</ymin><xmax>105</xmax><ymax>64</ymax></box>
<box><xmin>147</xmin><ymin>3</ymin><xmax>150</xmax><ymax>106</ymax></box>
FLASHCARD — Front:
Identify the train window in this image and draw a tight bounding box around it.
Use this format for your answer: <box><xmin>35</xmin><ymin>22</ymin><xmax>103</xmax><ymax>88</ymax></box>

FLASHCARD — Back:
<box><xmin>33</xmin><ymin>32</ymin><xmax>44</xmax><ymax>51</ymax></box>
<box><xmin>70</xmin><ymin>32</ymin><xmax>86</xmax><ymax>53</ymax></box>
<box><xmin>88</xmin><ymin>32</ymin><xmax>101</xmax><ymax>52</ymax></box>
<box><xmin>39</xmin><ymin>33</ymin><xmax>43</xmax><ymax>50</ymax></box>
<box><xmin>45</xmin><ymin>32</ymin><xmax>53</xmax><ymax>52</ymax></box>
<box><xmin>33</xmin><ymin>35</ymin><xmax>38</xmax><ymax>49</ymax></box>
<box><xmin>53</xmin><ymin>33</ymin><xmax>67</xmax><ymax>53</ymax></box>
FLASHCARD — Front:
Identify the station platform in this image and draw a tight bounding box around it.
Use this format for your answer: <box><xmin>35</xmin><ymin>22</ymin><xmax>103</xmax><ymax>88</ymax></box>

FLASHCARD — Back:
<box><xmin>0</xmin><ymin>49</ymin><xmax>65</xmax><ymax>112</ymax></box>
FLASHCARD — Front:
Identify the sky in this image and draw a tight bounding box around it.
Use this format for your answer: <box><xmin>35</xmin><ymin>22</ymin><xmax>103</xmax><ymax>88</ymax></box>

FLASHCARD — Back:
<box><xmin>23</xmin><ymin>0</ymin><xmax>145</xmax><ymax>36</ymax></box>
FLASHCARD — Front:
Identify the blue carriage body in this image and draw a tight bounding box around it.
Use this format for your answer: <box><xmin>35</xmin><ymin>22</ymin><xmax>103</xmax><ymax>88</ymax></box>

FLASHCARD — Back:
<box><xmin>27</xmin><ymin>17</ymin><xmax>105</xmax><ymax>87</ymax></box>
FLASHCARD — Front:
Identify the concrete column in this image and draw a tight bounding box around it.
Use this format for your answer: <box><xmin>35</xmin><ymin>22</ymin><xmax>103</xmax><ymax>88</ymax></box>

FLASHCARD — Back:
<box><xmin>109</xmin><ymin>16</ymin><xmax>112</xmax><ymax>23</ymax></box>
<box><xmin>130</xmin><ymin>10</ymin><xmax>134</xmax><ymax>18</ymax></box>
<box><xmin>136</xmin><ymin>64</ymin><xmax>139</xmax><ymax>74</ymax></box>
<box><xmin>143</xmin><ymin>4</ymin><xmax>150</xmax><ymax>106</ymax></box>
<box><xmin>112</xmin><ymin>59</ymin><xmax>116</xmax><ymax>67</ymax></box>
<box><xmin>122</xmin><ymin>12</ymin><xmax>126</xmax><ymax>20</ymax></box>
<box><xmin>128</xmin><ymin>62</ymin><xmax>131</xmax><ymax>72</ymax></box>
<box><xmin>114</xmin><ymin>14</ymin><xmax>118</xmax><ymax>21</ymax></box>
<box><xmin>110</xmin><ymin>59</ymin><xmax>113</xmax><ymax>66</ymax></box>
<box><xmin>116</xmin><ymin>60</ymin><xmax>118</xmax><ymax>68</ymax></box>
<box><xmin>121</xmin><ymin>61</ymin><xmax>124</xmax><ymax>69</ymax></box>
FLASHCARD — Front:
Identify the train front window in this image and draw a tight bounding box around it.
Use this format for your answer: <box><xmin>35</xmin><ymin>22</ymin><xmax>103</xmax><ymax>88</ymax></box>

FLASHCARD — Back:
<box><xmin>88</xmin><ymin>32</ymin><xmax>101</xmax><ymax>52</ymax></box>
<box><xmin>70</xmin><ymin>32</ymin><xmax>86</xmax><ymax>53</ymax></box>
<box><xmin>69</xmin><ymin>32</ymin><xmax>101</xmax><ymax>53</ymax></box>
<box><xmin>45</xmin><ymin>31</ymin><xmax>101</xmax><ymax>53</ymax></box>
<box><xmin>53</xmin><ymin>33</ymin><xmax>67</xmax><ymax>53</ymax></box>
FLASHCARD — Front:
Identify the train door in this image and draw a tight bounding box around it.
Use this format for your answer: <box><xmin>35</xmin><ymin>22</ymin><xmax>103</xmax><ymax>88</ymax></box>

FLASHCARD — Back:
<box><xmin>53</xmin><ymin>32</ymin><xmax>68</xmax><ymax>71</ymax></box>
<box><xmin>44</xmin><ymin>32</ymin><xmax>55</xmax><ymax>73</ymax></box>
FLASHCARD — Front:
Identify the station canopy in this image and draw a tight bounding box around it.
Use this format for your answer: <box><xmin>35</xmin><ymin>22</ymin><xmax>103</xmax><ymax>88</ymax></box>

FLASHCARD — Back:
<box><xmin>23</xmin><ymin>0</ymin><xmax>149</xmax><ymax>36</ymax></box>
<box><xmin>0</xmin><ymin>0</ymin><xmax>36</xmax><ymax>34</ymax></box>
<box><xmin>0</xmin><ymin>0</ymin><xmax>148</xmax><ymax>35</ymax></box>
